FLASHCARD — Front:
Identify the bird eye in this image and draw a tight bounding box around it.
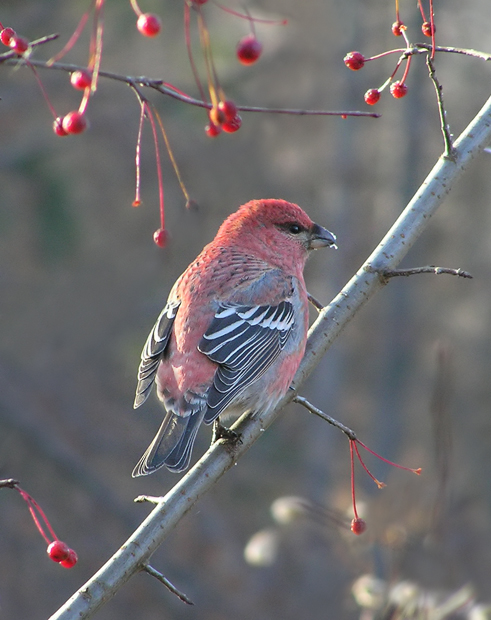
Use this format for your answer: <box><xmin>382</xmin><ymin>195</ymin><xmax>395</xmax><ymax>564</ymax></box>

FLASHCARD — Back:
<box><xmin>288</xmin><ymin>223</ymin><xmax>302</xmax><ymax>234</ymax></box>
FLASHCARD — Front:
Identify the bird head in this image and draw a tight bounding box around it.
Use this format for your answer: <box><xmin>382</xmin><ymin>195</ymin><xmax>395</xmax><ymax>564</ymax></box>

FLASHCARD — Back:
<box><xmin>219</xmin><ymin>199</ymin><xmax>337</xmax><ymax>264</ymax></box>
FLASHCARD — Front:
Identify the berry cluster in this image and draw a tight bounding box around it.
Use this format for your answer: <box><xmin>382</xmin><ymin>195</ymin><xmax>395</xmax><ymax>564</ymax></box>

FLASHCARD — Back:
<box><xmin>206</xmin><ymin>100</ymin><xmax>242</xmax><ymax>137</ymax></box>
<box><xmin>1</xmin><ymin>481</ymin><xmax>78</xmax><ymax>569</ymax></box>
<box><xmin>0</xmin><ymin>24</ymin><xmax>30</xmax><ymax>55</ymax></box>
<box><xmin>47</xmin><ymin>540</ymin><xmax>78</xmax><ymax>568</ymax></box>
<box><xmin>1</xmin><ymin>1</ymin><xmax>284</xmax><ymax>248</ymax></box>
<box><xmin>343</xmin><ymin>2</ymin><xmax>436</xmax><ymax>106</ymax></box>
<box><xmin>347</xmin><ymin>437</ymin><xmax>421</xmax><ymax>536</ymax></box>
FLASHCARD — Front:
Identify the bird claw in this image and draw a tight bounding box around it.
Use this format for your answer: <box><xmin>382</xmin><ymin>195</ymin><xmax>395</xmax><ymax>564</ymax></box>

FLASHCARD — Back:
<box><xmin>212</xmin><ymin>420</ymin><xmax>242</xmax><ymax>446</ymax></box>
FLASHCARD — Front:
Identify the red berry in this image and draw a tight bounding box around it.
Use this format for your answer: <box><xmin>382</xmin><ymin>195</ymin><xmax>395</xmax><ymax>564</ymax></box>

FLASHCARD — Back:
<box><xmin>222</xmin><ymin>114</ymin><xmax>242</xmax><ymax>133</ymax></box>
<box><xmin>62</xmin><ymin>111</ymin><xmax>88</xmax><ymax>135</ymax></box>
<box><xmin>343</xmin><ymin>51</ymin><xmax>365</xmax><ymax>71</ymax></box>
<box><xmin>137</xmin><ymin>13</ymin><xmax>161</xmax><ymax>37</ymax></box>
<box><xmin>390</xmin><ymin>81</ymin><xmax>408</xmax><ymax>99</ymax></box>
<box><xmin>350</xmin><ymin>518</ymin><xmax>367</xmax><ymax>536</ymax></box>
<box><xmin>236</xmin><ymin>34</ymin><xmax>262</xmax><ymax>65</ymax></box>
<box><xmin>47</xmin><ymin>540</ymin><xmax>70</xmax><ymax>563</ymax></box>
<box><xmin>218</xmin><ymin>100</ymin><xmax>237</xmax><ymax>122</ymax></box>
<box><xmin>53</xmin><ymin>117</ymin><xmax>68</xmax><ymax>136</ymax></box>
<box><xmin>9</xmin><ymin>35</ymin><xmax>29</xmax><ymax>54</ymax></box>
<box><xmin>391</xmin><ymin>21</ymin><xmax>405</xmax><ymax>36</ymax></box>
<box><xmin>70</xmin><ymin>69</ymin><xmax>92</xmax><ymax>90</ymax></box>
<box><xmin>0</xmin><ymin>27</ymin><xmax>16</xmax><ymax>46</ymax></box>
<box><xmin>364</xmin><ymin>88</ymin><xmax>381</xmax><ymax>105</ymax></box>
<box><xmin>60</xmin><ymin>548</ymin><xmax>78</xmax><ymax>569</ymax></box>
<box><xmin>205</xmin><ymin>122</ymin><xmax>221</xmax><ymax>137</ymax></box>
<box><xmin>153</xmin><ymin>228</ymin><xmax>169</xmax><ymax>247</ymax></box>
<box><xmin>422</xmin><ymin>21</ymin><xmax>435</xmax><ymax>37</ymax></box>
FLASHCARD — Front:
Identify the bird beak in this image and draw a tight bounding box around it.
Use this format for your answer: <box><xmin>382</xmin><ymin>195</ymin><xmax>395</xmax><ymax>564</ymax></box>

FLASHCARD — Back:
<box><xmin>309</xmin><ymin>223</ymin><xmax>337</xmax><ymax>250</ymax></box>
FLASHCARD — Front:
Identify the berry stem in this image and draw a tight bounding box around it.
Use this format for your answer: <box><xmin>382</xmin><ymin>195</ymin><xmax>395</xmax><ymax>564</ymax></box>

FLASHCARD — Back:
<box><xmin>399</xmin><ymin>53</ymin><xmax>412</xmax><ymax>84</ymax></box>
<box><xmin>352</xmin><ymin>440</ymin><xmax>386</xmax><ymax>489</ymax></box>
<box><xmin>133</xmin><ymin>100</ymin><xmax>145</xmax><ymax>207</ymax></box>
<box><xmin>211</xmin><ymin>2</ymin><xmax>288</xmax><ymax>25</ymax></box>
<box><xmin>196</xmin><ymin>9</ymin><xmax>219</xmax><ymax>108</ymax></box>
<box><xmin>153</xmin><ymin>107</ymin><xmax>191</xmax><ymax>203</ymax></box>
<box><xmin>349</xmin><ymin>440</ymin><xmax>360</xmax><ymax>519</ymax></box>
<box><xmin>47</xmin><ymin>1</ymin><xmax>92</xmax><ymax>65</ymax></box>
<box><xmin>365</xmin><ymin>48</ymin><xmax>406</xmax><ymax>62</ymax></box>
<box><xmin>25</xmin><ymin>60</ymin><xmax>59</xmax><ymax>119</ymax></box>
<box><xmin>356</xmin><ymin>438</ymin><xmax>422</xmax><ymax>475</ymax></box>
<box><xmin>87</xmin><ymin>0</ymin><xmax>104</xmax><ymax>95</ymax></box>
<box><xmin>16</xmin><ymin>487</ymin><xmax>59</xmax><ymax>543</ymax></box>
<box><xmin>417</xmin><ymin>0</ymin><xmax>427</xmax><ymax>22</ymax></box>
<box><xmin>144</xmin><ymin>103</ymin><xmax>165</xmax><ymax>231</ymax></box>
<box><xmin>429</xmin><ymin>0</ymin><xmax>436</xmax><ymax>59</ymax></box>
<box><xmin>129</xmin><ymin>0</ymin><xmax>143</xmax><ymax>17</ymax></box>
<box><xmin>183</xmin><ymin>1</ymin><xmax>207</xmax><ymax>104</ymax></box>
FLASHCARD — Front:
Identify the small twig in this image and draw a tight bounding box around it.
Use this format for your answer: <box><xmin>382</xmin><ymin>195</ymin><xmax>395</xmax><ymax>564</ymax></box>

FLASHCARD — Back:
<box><xmin>293</xmin><ymin>394</ymin><xmax>356</xmax><ymax>440</ymax></box>
<box><xmin>134</xmin><ymin>495</ymin><xmax>164</xmax><ymax>504</ymax></box>
<box><xmin>307</xmin><ymin>292</ymin><xmax>324</xmax><ymax>312</ymax></box>
<box><xmin>379</xmin><ymin>266</ymin><xmax>473</xmax><ymax>281</ymax></box>
<box><xmin>426</xmin><ymin>55</ymin><xmax>455</xmax><ymax>158</ymax></box>
<box><xmin>414</xmin><ymin>43</ymin><xmax>491</xmax><ymax>62</ymax></box>
<box><xmin>143</xmin><ymin>564</ymin><xmax>194</xmax><ymax>605</ymax></box>
<box><xmin>0</xmin><ymin>478</ymin><xmax>19</xmax><ymax>489</ymax></box>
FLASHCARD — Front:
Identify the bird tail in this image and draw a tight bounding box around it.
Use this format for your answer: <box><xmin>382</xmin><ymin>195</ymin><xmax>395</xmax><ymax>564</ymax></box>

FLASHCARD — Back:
<box><xmin>132</xmin><ymin>409</ymin><xmax>205</xmax><ymax>476</ymax></box>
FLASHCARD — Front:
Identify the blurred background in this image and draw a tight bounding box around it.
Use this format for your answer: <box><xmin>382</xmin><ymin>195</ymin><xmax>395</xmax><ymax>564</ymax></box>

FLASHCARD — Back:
<box><xmin>1</xmin><ymin>0</ymin><xmax>491</xmax><ymax>618</ymax></box>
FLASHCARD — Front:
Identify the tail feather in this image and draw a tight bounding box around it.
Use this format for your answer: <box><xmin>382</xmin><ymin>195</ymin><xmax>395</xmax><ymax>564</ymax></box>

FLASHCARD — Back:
<box><xmin>132</xmin><ymin>409</ymin><xmax>205</xmax><ymax>477</ymax></box>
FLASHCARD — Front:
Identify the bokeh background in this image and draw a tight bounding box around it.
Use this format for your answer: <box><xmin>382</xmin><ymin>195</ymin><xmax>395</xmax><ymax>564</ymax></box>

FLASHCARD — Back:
<box><xmin>1</xmin><ymin>0</ymin><xmax>491</xmax><ymax>618</ymax></box>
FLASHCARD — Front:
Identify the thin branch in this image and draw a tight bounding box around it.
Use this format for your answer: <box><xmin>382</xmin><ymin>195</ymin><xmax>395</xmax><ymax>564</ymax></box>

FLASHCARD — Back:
<box><xmin>380</xmin><ymin>265</ymin><xmax>473</xmax><ymax>280</ymax></box>
<box><xmin>307</xmin><ymin>292</ymin><xmax>325</xmax><ymax>312</ymax></box>
<box><xmin>368</xmin><ymin>45</ymin><xmax>491</xmax><ymax>63</ymax></box>
<box><xmin>142</xmin><ymin>564</ymin><xmax>194</xmax><ymax>606</ymax></box>
<box><xmin>426</xmin><ymin>55</ymin><xmax>455</xmax><ymax>158</ymax></box>
<box><xmin>0</xmin><ymin>478</ymin><xmax>19</xmax><ymax>489</ymax></box>
<box><xmin>48</xmin><ymin>91</ymin><xmax>491</xmax><ymax>620</ymax></box>
<box><xmin>1</xmin><ymin>57</ymin><xmax>380</xmax><ymax>119</ymax></box>
<box><xmin>134</xmin><ymin>495</ymin><xmax>163</xmax><ymax>505</ymax></box>
<box><xmin>293</xmin><ymin>394</ymin><xmax>356</xmax><ymax>440</ymax></box>
<box><xmin>414</xmin><ymin>43</ymin><xmax>491</xmax><ymax>62</ymax></box>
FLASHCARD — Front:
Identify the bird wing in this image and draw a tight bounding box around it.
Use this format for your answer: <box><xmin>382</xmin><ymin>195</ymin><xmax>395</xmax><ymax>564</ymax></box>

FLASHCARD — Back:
<box><xmin>198</xmin><ymin>301</ymin><xmax>295</xmax><ymax>424</ymax></box>
<box><xmin>133</xmin><ymin>299</ymin><xmax>180</xmax><ymax>408</ymax></box>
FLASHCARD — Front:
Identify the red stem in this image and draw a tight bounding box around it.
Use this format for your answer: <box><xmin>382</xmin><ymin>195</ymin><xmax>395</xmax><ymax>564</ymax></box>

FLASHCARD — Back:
<box><xmin>144</xmin><ymin>103</ymin><xmax>165</xmax><ymax>230</ymax></box>
<box><xmin>349</xmin><ymin>440</ymin><xmax>359</xmax><ymax>519</ymax></box>
<box><xmin>417</xmin><ymin>0</ymin><xmax>427</xmax><ymax>22</ymax></box>
<box><xmin>184</xmin><ymin>1</ymin><xmax>207</xmax><ymax>105</ymax></box>
<box><xmin>356</xmin><ymin>439</ymin><xmax>422</xmax><ymax>475</ymax></box>
<box><xmin>212</xmin><ymin>1</ymin><xmax>287</xmax><ymax>25</ymax></box>
<box><xmin>400</xmin><ymin>53</ymin><xmax>412</xmax><ymax>84</ymax></box>
<box><xmin>17</xmin><ymin>487</ymin><xmax>58</xmax><ymax>543</ymax></box>
<box><xmin>429</xmin><ymin>0</ymin><xmax>436</xmax><ymax>60</ymax></box>
<box><xmin>133</xmin><ymin>100</ymin><xmax>145</xmax><ymax>207</ymax></box>
<box><xmin>26</xmin><ymin>61</ymin><xmax>59</xmax><ymax>119</ymax></box>
<box><xmin>47</xmin><ymin>1</ymin><xmax>92</xmax><ymax>65</ymax></box>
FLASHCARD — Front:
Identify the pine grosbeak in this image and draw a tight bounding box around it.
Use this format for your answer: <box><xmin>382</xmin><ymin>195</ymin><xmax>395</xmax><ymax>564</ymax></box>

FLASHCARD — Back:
<box><xmin>132</xmin><ymin>199</ymin><xmax>336</xmax><ymax>476</ymax></box>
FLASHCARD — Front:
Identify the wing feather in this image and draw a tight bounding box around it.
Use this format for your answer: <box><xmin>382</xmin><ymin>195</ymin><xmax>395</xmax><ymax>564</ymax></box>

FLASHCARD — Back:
<box><xmin>133</xmin><ymin>299</ymin><xmax>180</xmax><ymax>408</ymax></box>
<box><xmin>198</xmin><ymin>301</ymin><xmax>295</xmax><ymax>424</ymax></box>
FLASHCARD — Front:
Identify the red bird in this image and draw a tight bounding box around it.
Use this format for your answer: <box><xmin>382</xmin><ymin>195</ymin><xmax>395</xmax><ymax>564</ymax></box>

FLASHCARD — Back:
<box><xmin>132</xmin><ymin>199</ymin><xmax>336</xmax><ymax>476</ymax></box>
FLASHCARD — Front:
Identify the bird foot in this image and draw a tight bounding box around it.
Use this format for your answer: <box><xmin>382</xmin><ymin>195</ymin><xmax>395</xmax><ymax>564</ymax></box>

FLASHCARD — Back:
<box><xmin>212</xmin><ymin>420</ymin><xmax>241</xmax><ymax>445</ymax></box>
